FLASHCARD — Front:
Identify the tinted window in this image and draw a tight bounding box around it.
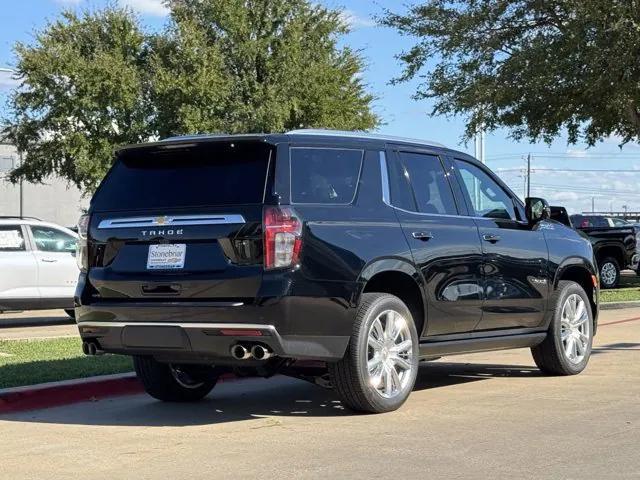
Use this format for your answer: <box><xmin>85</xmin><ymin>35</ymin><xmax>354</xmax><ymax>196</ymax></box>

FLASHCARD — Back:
<box><xmin>571</xmin><ymin>215</ymin><xmax>608</xmax><ymax>228</ymax></box>
<box><xmin>397</xmin><ymin>152</ymin><xmax>457</xmax><ymax>215</ymax></box>
<box><xmin>0</xmin><ymin>226</ymin><xmax>25</xmax><ymax>252</ymax></box>
<box><xmin>290</xmin><ymin>148</ymin><xmax>363</xmax><ymax>204</ymax></box>
<box><xmin>92</xmin><ymin>142</ymin><xmax>272</xmax><ymax>211</ymax></box>
<box><xmin>31</xmin><ymin>227</ymin><xmax>77</xmax><ymax>253</ymax></box>
<box><xmin>455</xmin><ymin>160</ymin><xmax>517</xmax><ymax>220</ymax></box>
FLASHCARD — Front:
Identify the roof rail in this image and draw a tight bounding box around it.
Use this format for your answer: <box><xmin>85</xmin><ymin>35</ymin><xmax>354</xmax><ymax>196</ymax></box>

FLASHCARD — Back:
<box><xmin>285</xmin><ymin>129</ymin><xmax>446</xmax><ymax>148</ymax></box>
<box><xmin>0</xmin><ymin>216</ymin><xmax>42</xmax><ymax>221</ymax></box>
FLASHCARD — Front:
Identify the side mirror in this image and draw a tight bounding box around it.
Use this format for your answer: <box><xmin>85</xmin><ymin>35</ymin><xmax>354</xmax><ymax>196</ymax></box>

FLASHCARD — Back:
<box><xmin>525</xmin><ymin>197</ymin><xmax>550</xmax><ymax>224</ymax></box>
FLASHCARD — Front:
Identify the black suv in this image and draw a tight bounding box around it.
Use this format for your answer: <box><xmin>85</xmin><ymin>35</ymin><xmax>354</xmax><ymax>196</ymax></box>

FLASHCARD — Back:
<box><xmin>75</xmin><ymin>130</ymin><xmax>599</xmax><ymax>413</ymax></box>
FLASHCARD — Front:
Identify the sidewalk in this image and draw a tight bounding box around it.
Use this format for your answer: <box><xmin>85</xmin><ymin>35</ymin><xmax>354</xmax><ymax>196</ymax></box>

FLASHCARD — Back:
<box><xmin>0</xmin><ymin>310</ymin><xmax>77</xmax><ymax>340</ymax></box>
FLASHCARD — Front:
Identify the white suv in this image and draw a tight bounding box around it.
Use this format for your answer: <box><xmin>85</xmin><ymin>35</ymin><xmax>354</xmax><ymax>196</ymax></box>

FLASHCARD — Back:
<box><xmin>0</xmin><ymin>217</ymin><xmax>79</xmax><ymax>317</ymax></box>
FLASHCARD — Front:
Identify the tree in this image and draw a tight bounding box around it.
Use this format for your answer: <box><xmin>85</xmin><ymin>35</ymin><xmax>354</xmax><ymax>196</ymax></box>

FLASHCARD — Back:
<box><xmin>4</xmin><ymin>8</ymin><xmax>151</xmax><ymax>193</ymax></box>
<box><xmin>3</xmin><ymin>1</ymin><xmax>378</xmax><ymax>194</ymax></box>
<box><xmin>382</xmin><ymin>0</ymin><xmax>640</xmax><ymax>146</ymax></box>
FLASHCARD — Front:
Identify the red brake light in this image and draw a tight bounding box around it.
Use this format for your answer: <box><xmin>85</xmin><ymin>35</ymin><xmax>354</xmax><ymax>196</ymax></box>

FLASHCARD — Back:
<box><xmin>263</xmin><ymin>206</ymin><xmax>302</xmax><ymax>270</ymax></box>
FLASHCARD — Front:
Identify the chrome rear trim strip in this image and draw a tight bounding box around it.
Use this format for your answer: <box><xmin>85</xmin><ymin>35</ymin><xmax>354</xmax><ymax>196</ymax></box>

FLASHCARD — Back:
<box><xmin>97</xmin><ymin>214</ymin><xmax>246</xmax><ymax>229</ymax></box>
<box><xmin>78</xmin><ymin>321</ymin><xmax>276</xmax><ymax>332</ymax></box>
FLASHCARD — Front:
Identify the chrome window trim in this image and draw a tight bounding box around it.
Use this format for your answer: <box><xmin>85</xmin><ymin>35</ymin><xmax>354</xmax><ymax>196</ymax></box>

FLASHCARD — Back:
<box><xmin>97</xmin><ymin>214</ymin><xmax>246</xmax><ymax>229</ymax></box>
<box><xmin>380</xmin><ymin>151</ymin><xmax>526</xmax><ymax>222</ymax></box>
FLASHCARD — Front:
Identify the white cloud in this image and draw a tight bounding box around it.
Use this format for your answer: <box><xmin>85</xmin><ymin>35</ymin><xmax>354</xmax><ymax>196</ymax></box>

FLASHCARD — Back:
<box><xmin>566</xmin><ymin>148</ymin><xmax>587</xmax><ymax>158</ymax></box>
<box><xmin>54</xmin><ymin>0</ymin><xmax>82</xmax><ymax>4</ymax></box>
<box><xmin>120</xmin><ymin>0</ymin><xmax>169</xmax><ymax>16</ymax></box>
<box><xmin>0</xmin><ymin>70</ymin><xmax>19</xmax><ymax>91</ymax></box>
<box><xmin>340</xmin><ymin>9</ymin><xmax>375</xmax><ymax>29</ymax></box>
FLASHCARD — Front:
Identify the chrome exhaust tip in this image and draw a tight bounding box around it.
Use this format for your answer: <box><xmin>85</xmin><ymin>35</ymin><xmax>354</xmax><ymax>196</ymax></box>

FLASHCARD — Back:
<box><xmin>230</xmin><ymin>344</ymin><xmax>252</xmax><ymax>360</ymax></box>
<box><xmin>250</xmin><ymin>344</ymin><xmax>273</xmax><ymax>361</ymax></box>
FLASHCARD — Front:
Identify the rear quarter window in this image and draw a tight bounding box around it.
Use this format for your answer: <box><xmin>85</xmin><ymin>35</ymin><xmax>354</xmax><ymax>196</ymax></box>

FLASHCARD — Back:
<box><xmin>290</xmin><ymin>148</ymin><xmax>363</xmax><ymax>205</ymax></box>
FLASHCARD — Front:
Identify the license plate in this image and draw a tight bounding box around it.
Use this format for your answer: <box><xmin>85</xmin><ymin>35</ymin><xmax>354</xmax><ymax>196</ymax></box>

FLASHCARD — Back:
<box><xmin>147</xmin><ymin>244</ymin><xmax>186</xmax><ymax>270</ymax></box>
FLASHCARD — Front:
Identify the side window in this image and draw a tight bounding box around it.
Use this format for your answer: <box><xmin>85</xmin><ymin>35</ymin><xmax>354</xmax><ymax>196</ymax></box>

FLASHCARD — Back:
<box><xmin>388</xmin><ymin>152</ymin><xmax>457</xmax><ymax>215</ymax></box>
<box><xmin>290</xmin><ymin>148</ymin><xmax>363</xmax><ymax>204</ymax></box>
<box><xmin>0</xmin><ymin>226</ymin><xmax>26</xmax><ymax>252</ymax></box>
<box><xmin>455</xmin><ymin>160</ymin><xmax>517</xmax><ymax>220</ymax></box>
<box><xmin>30</xmin><ymin>227</ymin><xmax>77</xmax><ymax>253</ymax></box>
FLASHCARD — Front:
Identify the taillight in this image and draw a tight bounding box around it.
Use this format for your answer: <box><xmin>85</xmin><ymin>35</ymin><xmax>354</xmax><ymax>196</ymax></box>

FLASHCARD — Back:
<box><xmin>263</xmin><ymin>206</ymin><xmax>302</xmax><ymax>270</ymax></box>
<box><xmin>76</xmin><ymin>214</ymin><xmax>90</xmax><ymax>271</ymax></box>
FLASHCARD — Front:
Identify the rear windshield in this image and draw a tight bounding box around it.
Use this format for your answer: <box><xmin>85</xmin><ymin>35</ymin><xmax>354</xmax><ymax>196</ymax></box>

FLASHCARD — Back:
<box><xmin>92</xmin><ymin>142</ymin><xmax>271</xmax><ymax>211</ymax></box>
<box><xmin>571</xmin><ymin>215</ymin><xmax>608</xmax><ymax>228</ymax></box>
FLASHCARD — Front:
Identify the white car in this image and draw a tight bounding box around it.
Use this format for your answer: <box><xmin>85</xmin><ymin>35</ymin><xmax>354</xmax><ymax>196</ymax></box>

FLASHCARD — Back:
<box><xmin>0</xmin><ymin>217</ymin><xmax>79</xmax><ymax>317</ymax></box>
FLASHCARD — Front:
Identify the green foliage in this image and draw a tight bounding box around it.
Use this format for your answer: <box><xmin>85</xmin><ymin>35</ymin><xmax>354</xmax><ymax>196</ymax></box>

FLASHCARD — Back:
<box><xmin>382</xmin><ymin>0</ymin><xmax>640</xmax><ymax>146</ymax></box>
<box><xmin>3</xmin><ymin>1</ymin><xmax>378</xmax><ymax>193</ymax></box>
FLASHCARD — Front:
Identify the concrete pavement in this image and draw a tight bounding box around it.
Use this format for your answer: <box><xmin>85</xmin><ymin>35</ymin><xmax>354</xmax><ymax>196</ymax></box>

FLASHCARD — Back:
<box><xmin>0</xmin><ymin>309</ymin><xmax>639</xmax><ymax>479</ymax></box>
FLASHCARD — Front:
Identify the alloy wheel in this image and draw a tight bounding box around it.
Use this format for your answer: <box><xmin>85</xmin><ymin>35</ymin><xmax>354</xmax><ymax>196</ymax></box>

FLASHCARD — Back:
<box><xmin>366</xmin><ymin>309</ymin><xmax>414</xmax><ymax>399</ymax></box>
<box><xmin>560</xmin><ymin>294</ymin><xmax>591</xmax><ymax>364</ymax></box>
<box><xmin>600</xmin><ymin>262</ymin><xmax>617</xmax><ymax>287</ymax></box>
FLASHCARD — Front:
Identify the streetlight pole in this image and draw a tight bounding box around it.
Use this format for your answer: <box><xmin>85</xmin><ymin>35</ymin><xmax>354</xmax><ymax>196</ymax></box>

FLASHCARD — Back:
<box><xmin>0</xmin><ymin>67</ymin><xmax>24</xmax><ymax>218</ymax></box>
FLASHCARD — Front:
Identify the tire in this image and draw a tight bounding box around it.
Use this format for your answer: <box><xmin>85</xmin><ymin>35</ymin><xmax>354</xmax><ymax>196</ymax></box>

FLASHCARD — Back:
<box><xmin>531</xmin><ymin>281</ymin><xmax>593</xmax><ymax>376</ymax></box>
<box><xmin>598</xmin><ymin>257</ymin><xmax>620</xmax><ymax>289</ymax></box>
<box><xmin>133</xmin><ymin>356</ymin><xmax>218</xmax><ymax>402</ymax></box>
<box><xmin>64</xmin><ymin>309</ymin><xmax>75</xmax><ymax>319</ymax></box>
<box><xmin>329</xmin><ymin>293</ymin><xmax>419</xmax><ymax>413</ymax></box>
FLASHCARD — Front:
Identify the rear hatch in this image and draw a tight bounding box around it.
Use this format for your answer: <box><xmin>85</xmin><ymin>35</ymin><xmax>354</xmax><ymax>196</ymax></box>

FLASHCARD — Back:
<box><xmin>86</xmin><ymin>140</ymin><xmax>274</xmax><ymax>302</ymax></box>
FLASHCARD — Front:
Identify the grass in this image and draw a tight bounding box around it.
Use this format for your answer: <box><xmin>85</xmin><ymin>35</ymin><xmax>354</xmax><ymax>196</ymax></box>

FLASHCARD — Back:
<box><xmin>601</xmin><ymin>273</ymin><xmax>640</xmax><ymax>303</ymax></box>
<box><xmin>0</xmin><ymin>337</ymin><xmax>132</xmax><ymax>389</ymax></box>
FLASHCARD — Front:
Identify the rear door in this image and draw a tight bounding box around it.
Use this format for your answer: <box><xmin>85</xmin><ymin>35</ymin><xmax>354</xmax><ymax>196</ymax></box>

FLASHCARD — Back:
<box><xmin>87</xmin><ymin>140</ymin><xmax>274</xmax><ymax>301</ymax></box>
<box><xmin>384</xmin><ymin>147</ymin><xmax>484</xmax><ymax>336</ymax></box>
<box><xmin>452</xmin><ymin>158</ymin><xmax>549</xmax><ymax>331</ymax></box>
<box><xmin>28</xmin><ymin>225</ymin><xmax>79</xmax><ymax>300</ymax></box>
<box><xmin>0</xmin><ymin>224</ymin><xmax>39</xmax><ymax>305</ymax></box>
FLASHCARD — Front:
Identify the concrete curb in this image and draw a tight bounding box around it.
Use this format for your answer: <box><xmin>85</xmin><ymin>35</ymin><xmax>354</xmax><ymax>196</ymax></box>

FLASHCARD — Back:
<box><xmin>0</xmin><ymin>371</ymin><xmax>242</xmax><ymax>415</ymax></box>
<box><xmin>600</xmin><ymin>301</ymin><xmax>640</xmax><ymax>310</ymax></box>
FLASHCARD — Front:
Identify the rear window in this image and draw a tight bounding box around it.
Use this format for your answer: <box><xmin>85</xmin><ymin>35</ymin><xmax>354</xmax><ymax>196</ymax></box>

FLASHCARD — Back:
<box><xmin>290</xmin><ymin>148</ymin><xmax>363</xmax><ymax>204</ymax></box>
<box><xmin>571</xmin><ymin>215</ymin><xmax>608</xmax><ymax>228</ymax></box>
<box><xmin>92</xmin><ymin>142</ymin><xmax>272</xmax><ymax>211</ymax></box>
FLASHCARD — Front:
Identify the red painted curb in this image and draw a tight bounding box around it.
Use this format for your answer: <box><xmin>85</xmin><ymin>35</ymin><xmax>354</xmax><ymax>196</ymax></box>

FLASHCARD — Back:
<box><xmin>0</xmin><ymin>375</ymin><xmax>143</xmax><ymax>414</ymax></box>
<box><xmin>0</xmin><ymin>372</ymin><xmax>240</xmax><ymax>415</ymax></box>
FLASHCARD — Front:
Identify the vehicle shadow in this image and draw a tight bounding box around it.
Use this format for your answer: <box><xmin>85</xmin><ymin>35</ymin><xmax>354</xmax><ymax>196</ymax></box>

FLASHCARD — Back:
<box><xmin>1</xmin><ymin>361</ymin><xmax>541</xmax><ymax>427</ymax></box>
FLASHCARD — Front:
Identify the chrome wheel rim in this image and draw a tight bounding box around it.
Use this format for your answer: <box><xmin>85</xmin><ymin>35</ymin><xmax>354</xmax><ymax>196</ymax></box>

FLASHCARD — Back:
<box><xmin>560</xmin><ymin>294</ymin><xmax>591</xmax><ymax>364</ymax></box>
<box><xmin>600</xmin><ymin>262</ymin><xmax>616</xmax><ymax>286</ymax></box>
<box><xmin>367</xmin><ymin>309</ymin><xmax>414</xmax><ymax>399</ymax></box>
<box><xmin>169</xmin><ymin>365</ymin><xmax>205</xmax><ymax>389</ymax></box>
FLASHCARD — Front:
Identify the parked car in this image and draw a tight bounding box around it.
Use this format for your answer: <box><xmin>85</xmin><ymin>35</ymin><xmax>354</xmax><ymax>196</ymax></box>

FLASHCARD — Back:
<box><xmin>570</xmin><ymin>214</ymin><xmax>640</xmax><ymax>288</ymax></box>
<box><xmin>0</xmin><ymin>217</ymin><xmax>79</xmax><ymax>317</ymax></box>
<box><xmin>75</xmin><ymin>130</ymin><xmax>599</xmax><ymax>413</ymax></box>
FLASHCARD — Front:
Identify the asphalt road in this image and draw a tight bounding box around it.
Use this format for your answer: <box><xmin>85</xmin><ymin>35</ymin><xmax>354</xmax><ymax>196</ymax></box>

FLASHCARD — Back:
<box><xmin>1</xmin><ymin>309</ymin><xmax>639</xmax><ymax>480</ymax></box>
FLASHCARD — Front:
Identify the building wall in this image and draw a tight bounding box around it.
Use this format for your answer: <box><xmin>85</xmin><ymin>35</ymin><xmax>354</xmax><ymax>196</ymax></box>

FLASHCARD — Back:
<box><xmin>0</xmin><ymin>144</ymin><xmax>88</xmax><ymax>227</ymax></box>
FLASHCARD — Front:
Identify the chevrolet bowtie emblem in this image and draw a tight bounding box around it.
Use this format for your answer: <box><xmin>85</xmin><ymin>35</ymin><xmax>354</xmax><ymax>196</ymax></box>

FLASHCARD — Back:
<box><xmin>156</xmin><ymin>216</ymin><xmax>167</xmax><ymax>225</ymax></box>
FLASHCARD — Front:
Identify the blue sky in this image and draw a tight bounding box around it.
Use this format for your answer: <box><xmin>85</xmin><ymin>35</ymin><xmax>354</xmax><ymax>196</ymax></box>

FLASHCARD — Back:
<box><xmin>1</xmin><ymin>0</ymin><xmax>640</xmax><ymax>214</ymax></box>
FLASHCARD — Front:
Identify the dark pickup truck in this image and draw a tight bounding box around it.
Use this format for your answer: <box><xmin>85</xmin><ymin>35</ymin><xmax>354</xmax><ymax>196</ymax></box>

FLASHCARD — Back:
<box><xmin>569</xmin><ymin>214</ymin><xmax>640</xmax><ymax>289</ymax></box>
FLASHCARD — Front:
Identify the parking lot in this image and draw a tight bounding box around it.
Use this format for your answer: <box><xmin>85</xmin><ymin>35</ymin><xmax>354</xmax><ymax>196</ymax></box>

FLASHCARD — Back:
<box><xmin>0</xmin><ymin>308</ymin><xmax>637</xmax><ymax>480</ymax></box>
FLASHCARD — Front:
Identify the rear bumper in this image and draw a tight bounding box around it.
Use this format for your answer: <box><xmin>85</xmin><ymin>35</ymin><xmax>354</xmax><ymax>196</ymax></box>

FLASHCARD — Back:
<box><xmin>75</xmin><ymin>298</ymin><xmax>353</xmax><ymax>362</ymax></box>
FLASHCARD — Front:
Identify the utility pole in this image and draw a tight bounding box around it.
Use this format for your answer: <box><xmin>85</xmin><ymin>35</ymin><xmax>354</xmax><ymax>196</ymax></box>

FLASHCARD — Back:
<box><xmin>623</xmin><ymin>204</ymin><xmax>628</xmax><ymax>218</ymax></box>
<box><xmin>592</xmin><ymin>197</ymin><xmax>595</xmax><ymax>213</ymax></box>
<box><xmin>526</xmin><ymin>153</ymin><xmax>531</xmax><ymax>198</ymax></box>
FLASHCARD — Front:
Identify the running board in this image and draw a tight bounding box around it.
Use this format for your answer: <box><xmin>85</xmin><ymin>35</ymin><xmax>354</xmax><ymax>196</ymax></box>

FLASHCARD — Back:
<box><xmin>419</xmin><ymin>333</ymin><xmax>546</xmax><ymax>358</ymax></box>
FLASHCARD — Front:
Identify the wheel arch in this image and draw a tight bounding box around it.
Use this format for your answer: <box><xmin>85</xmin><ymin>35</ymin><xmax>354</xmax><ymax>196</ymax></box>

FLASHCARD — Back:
<box><xmin>594</xmin><ymin>243</ymin><xmax>626</xmax><ymax>269</ymax></box>
<box><xmin>357</xmin><ymin>258</ymin><xmax>427</xmax><ymax>337</ymax></box>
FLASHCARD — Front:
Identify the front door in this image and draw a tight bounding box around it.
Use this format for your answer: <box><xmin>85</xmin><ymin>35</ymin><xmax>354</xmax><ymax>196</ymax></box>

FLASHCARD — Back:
<box><xmin>384</xmin><ymin>148</ymin><xmax>484</xmax><ymax>336</ymax></box>
<box><xmin>453</xmin><ymin>159</ymin><xmax>549</xmax><ymax>331</ymax></box>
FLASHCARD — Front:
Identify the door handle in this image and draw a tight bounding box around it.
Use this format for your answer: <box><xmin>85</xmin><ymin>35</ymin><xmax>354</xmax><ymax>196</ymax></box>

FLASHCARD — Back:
<box><xmin>412</xmin><ymin>231</ymin><xmax>434</xmax><ymax>241</ymax></box>
<box><xmin>41</xmin><ymin>258</ymin><xmax>58</xmax><ymax>263</ymax></box>
<box><xmin>482</xmin><ymin>234</ymin><xmax>501</xmax><ymax>243</ymax></box>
